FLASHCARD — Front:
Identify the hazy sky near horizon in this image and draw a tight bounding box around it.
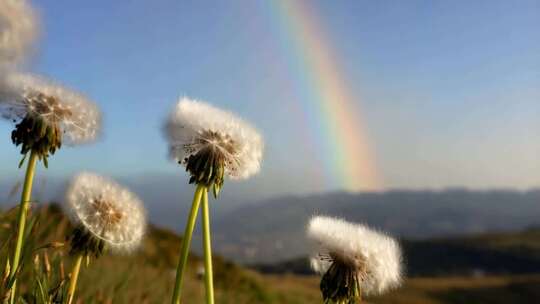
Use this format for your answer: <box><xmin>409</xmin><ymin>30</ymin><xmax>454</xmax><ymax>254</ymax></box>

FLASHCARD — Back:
<box><xmin>0</xmin><ymin>0</ymin><xmax>538</xmax><ymax>196</ymax></box>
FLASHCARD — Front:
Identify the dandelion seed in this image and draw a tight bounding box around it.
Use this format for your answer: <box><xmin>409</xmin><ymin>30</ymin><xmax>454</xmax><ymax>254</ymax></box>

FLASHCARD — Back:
<box><xmin>32</xmin><ymin>254</ymin><xmax>39</xmax><ymax>270</ymax></box>
<box><xmin>307</xmin><ymin>216</ymin><xmax>402</xmax><ymax>303</ymax></box>
<box><xmin>0</xmin><ymin>0</ymin><xmax>38</xmax><ymax>69</ymax></box>
<box><xmin>42</xmin><ymin>252</ymin><xmax>51</xmax><ymax>276</ymax></box>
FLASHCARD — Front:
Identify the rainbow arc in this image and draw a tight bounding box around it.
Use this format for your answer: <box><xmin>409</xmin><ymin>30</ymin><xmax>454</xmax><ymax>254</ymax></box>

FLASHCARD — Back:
<box><xmin>269</xmin><ymin>1</ymin><xmax>381</xmax><ymax>191</ymax></box>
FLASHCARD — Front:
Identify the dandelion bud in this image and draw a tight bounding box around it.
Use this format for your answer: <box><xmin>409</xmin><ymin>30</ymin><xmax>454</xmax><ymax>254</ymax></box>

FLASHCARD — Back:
<box><xmin>43</xmin><ymin>252</ymin><xmax>51</xmax><ymax>276</ymax></box>
<box><xmin>59</xmin><ymin>258</ymin><xmax>65</xmax><ymax>280</ymax></box>
<box><xmin>33</xmin><ymin>254</ymin><xmax>40</xmax><ymax>270</ymax></box>
<box><xmin>2</xmin><ymin>259</ymin><xmax>10</xmax><ymax>285</ymax></box>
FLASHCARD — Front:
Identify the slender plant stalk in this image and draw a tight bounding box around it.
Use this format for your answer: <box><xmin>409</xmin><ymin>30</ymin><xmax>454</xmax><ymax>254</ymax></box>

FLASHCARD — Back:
<box><xmin>8</xmin><ymin>151</ymin><xmax>38</xmax><ymax>303</ymax></box>
<box><xmin>201</xmin><ymin>190</ymin><xmax>214</xmax><ymax>304</ymax></box>
<box><xmin>171</xmin><ymin>184</ymin><xmax>206</xmax><ymax>304</ymax></box>
<box><xmin>66</xmin><ymin>254</ymin><xmax>83</xmax><ymax>304</ymax></box>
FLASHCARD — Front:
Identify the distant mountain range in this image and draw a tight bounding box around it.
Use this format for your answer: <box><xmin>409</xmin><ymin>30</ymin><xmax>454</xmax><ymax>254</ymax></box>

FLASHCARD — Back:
<box><xmin>211</xmin><ymin>189</ymin><xmax>540</xmax><ymax>263</ymax></box>
<box><xmin>2</xmin><ymin>177</ymin><xmax>539</xmax><ymax>265</ymax></box>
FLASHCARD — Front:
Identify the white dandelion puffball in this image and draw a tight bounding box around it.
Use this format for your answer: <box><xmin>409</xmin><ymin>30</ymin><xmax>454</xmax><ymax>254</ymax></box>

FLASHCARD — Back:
<box><xmin>0</xmin><ymin>72</ymin><xmax>101</xmax><ymax>144</ymax></box>
<box><xmin>307</xmin><ymin>216</ymin><xmax>402</xmax><ymax>296</ymax></box>
<box><xmin>65</xmin><ymin>173</ymin><xmax>147</xmax><ymax>252</ymax></box>
<box><xmin>164</xmin><ymin>97</ymin><xmax>264</xmax><ymax>180</ymax></box>
<box><xmin>0</xmin><ymin>0</ymin><xmax>38</xmax><ymax>68</ymax></box>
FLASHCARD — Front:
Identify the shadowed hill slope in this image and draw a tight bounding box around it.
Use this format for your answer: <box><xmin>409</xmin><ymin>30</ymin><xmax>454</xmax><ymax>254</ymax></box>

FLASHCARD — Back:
<box><xmin>253</xmin><ymin>229</ymin><xmax>540</xmax><ymax>277</ymax></box>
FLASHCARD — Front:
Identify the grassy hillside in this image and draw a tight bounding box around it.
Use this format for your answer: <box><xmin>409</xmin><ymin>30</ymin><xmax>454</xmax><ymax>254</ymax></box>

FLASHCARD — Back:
<box><xmin>381</xmin><ymin>275</ymin><xmax>540</xmax><ymax>303</ymax></box>
<box><xmin>404</xmin><ymin>230</ymin><xmax>540</xmax><ymax>276</ymax></box>
<box><xmin>2</xmin><ymin>204</ymin><xmax>540</xmax><ymax>303</ymax></box>
<box><xmin>0</xmin><ymin>204</ymin><xmax>321</xmax><ymax>303</ymax></box>
<box><xmin>263</xmin><ymin>274</ymin><xmax>540</xmax><ymax>304</ymax></box>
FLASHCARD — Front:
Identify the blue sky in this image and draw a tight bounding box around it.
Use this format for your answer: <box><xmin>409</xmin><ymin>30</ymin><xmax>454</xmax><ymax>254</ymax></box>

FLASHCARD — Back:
<box><xmin>0</xmin><ymin>0</ymin><xmax>538</xmax><ymax>196</ymax></box>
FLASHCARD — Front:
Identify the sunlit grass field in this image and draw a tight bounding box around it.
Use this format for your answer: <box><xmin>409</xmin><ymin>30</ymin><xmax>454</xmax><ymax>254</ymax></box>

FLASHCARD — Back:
<box><xmin>264</xmin><ymin>274</ymin><xmax>540</xmax><ymax>304</ymax></box>
<box><xmin>0</xmin><ymin>204</ymin><xmax>318</xmax><ymax>303</ymax></box>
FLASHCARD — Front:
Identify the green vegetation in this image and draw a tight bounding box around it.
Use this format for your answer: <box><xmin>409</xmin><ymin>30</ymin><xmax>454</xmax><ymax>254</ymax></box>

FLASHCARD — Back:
<box><xmin>0</xmin><ymin>204</ymin><xmax>322</xmax><ymax>303</ymax></box>
<box><xmin>376</xmin><ymin>275</ymin><xmax>540</xmax><ymax>304</ymax></box>
<box><xmin>2</xmin><ymin>204</ymin><xmax>540</xmax><ymax>303</ymax></box>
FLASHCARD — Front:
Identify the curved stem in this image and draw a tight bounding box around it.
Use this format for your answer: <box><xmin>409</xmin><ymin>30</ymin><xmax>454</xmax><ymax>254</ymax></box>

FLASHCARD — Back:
<box><xmin>171</xmin><ymin>184</ymin><xmax>205</xmax><ymax>304</ymax></box>
<box><xmin>9</xmin><ymin>151</ymin><xmax>38</xmax><ymax>303</ymax></box>
<box><xmin>66</xmin><ymin>254</ymin><xmax>84</xmax><ymax>304</ymax></box>
<box><xmin>201</xmin><ymin>190</ymin><xmax>214</xmax><ymax>304</ymax></box>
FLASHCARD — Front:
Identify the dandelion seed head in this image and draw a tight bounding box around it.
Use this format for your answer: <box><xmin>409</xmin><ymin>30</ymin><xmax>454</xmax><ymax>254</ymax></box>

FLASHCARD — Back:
<box><xmin>0</xmin><ymin>0</ymin><xmax>38</xmax><ymax>68</ymax></box>
<box><xmin>164</xmin><ymin>97</ymin><xmax>263</xmax><ymax>180</ymax></box>
<box><xmin>65</xmin><ymin>172</ymin><xmax>147</xmax><ymax>252</ymax></box>
<box><xmin>307</xmin><ymin>216</ymin><xmax>402</xmax><ymax>296</ymax></box>
<box><xmin>0</xmin><ymin>73</ymin><xmax>101</xmax><ymax>144</ymax></box>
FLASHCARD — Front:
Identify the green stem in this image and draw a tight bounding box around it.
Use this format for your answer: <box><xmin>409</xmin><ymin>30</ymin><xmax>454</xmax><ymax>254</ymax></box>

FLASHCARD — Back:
<box><xmin>171</xmin><ymin>184</ymin><xmax>205</xmax><ymax>304</ymax></box>
<box><xmin>66</xmin><ymin>254</ymin><xmax>83</xmax><ymax>304</ymax></box>
<box><xmin>8</xmin><ymin>151</ymin><xmax>38</xmax><ymax>303</ymax></box>
<box><xmin>201</xmin><ymin>190</ymin><xmax>214</xmax><ymax>304</ymax></box>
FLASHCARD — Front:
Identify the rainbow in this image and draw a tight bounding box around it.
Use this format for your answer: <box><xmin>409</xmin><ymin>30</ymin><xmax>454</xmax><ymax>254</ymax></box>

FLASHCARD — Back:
<box><xmin>267</xmin><ymin>1</ymin><xmax>382</xmax><ymax>191</ymax></box>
